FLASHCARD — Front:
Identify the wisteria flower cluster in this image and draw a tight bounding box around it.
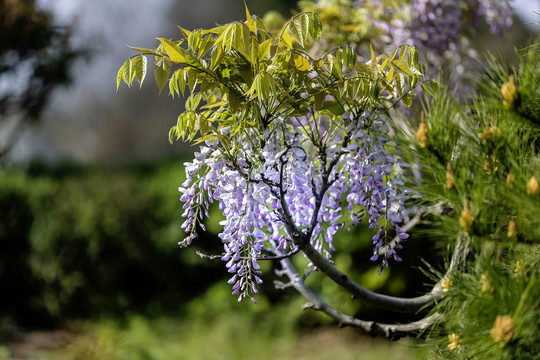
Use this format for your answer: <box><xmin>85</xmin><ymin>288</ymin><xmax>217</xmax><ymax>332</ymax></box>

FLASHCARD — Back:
<box><xmin>179</xmin><ymin>112</ymin><xmax>408</xmax><ymax>302</ymax></box>
<box><xmin>357</xmin><ymin>0</ymin><xmax>513</xmax><ymax>79</ymax></box>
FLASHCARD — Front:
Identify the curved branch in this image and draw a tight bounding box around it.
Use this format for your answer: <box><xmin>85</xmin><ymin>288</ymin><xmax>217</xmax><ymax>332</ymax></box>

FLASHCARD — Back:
<box><xmin>278</xmin><ymin>256</ymin><xmax>442</xmax><ymax>340</ymax></box>
<box><xmin>285</xmin><ymin>204</ymin><xmax>470</xmax><ymax>313</ymax></box>
<box><xmin>299</xmin><ymin>239</ymin><xmax>440</xmax><ymax>313</ymax></box>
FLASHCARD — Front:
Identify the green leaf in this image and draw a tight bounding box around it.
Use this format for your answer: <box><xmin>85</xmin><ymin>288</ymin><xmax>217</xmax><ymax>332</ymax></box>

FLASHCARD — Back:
<box><xmin>321</xmin><ymin>100</ymin><xmax>344</xmax><ymax>116</ymax></box>
<box><xmin>392</xmin><ymin>59</ymin><xmax>421</xmax><ymax>76</ymax></box>
<box><xmin>221</xmin><ymin>23</ymin><xmax>236</xmax><ymax>53</ymax></box>
<box><xmin>402</xmin><ymin>93</ymin><xmax>412</xmax><ymax>108</ymax></box>
<box><xmin>336</xmin><ymin>47</ymin><xmax>356</xmax><ymax>70</ymax></box>
<box><xmin>258</xmin><ymin>39</ymin><xmax>272</xmax><ymax>60</ymax></box>
<box><xmin>289</xmin><ymin>19</ymin><xmax>304</xmax><ymax>48</ymax></box>
<box><xmin>280</xmin><ymin>33</ymin><xmax>294</xmax><ymax>49</ymax></box>
<box><xmin>156</xmin><ymin>37</ymin><xmax>187</xmax><ymax>63</ymax></box>
<box><xmin>385</xmin><ymin>66</ymin><xmax>395</xmax><ymax>83</ymax></box>
<box><xmin>256</xmin><ymin>73</ymin><xmax>270</xmax><ymax>100</ymax></box>
<box><xmin>201</xmin><ymin>100</ymin><xmax>225</xmax><ymax>109</ymax></box>
<box><xmin>177</xmin><ymin>26</ymin><xmax>191</xmax><ymax>38</ymax></box>
<box><xmin>210</xmin><ymin>45</ymin><xmax>224</xmax><ymax>70</ymax></box>
<box><xmin>186</xmin><ymin>67</ymin><xmax>199</xmax><ymax>93</ymax></box>
<box><xmin>127</xmin><ymin>45</ymin><xmax>164</xmax><ymax>56</ymax></box>
<box><xmin>169</xmin><ymin>126</ymin><xmax>179</xmax><ymax>143</ymax></box>
<box><xmin>245</xmin><ymin>2</ymin><xmax>256</xmax><ymax>33</ymax></box>
<box><xmin>197</xmin><ymin>35</ymin><xmax>213</xmax><ymax>59</ymax></box>
<box><xmin>122</xmin><ymin>58</ymin><xmax>136</xmax><ymax>86</ymax></box>
<box><xmin>154</xmin><ymin>56</ymin><xmax>171</xmax><ymax>93</ymax></box>
<box><xmin>227</xmin><ymin>89</ymin><xmax>242</xmax><ymax>113</ymax></box>
<box><xmin>239</xmin><ymin>22</ymin><xmax>252</xmax><ymax>58</ymax></box>
<box><xmin>199</xmin><ymin>74</ymin><xmax>215</xmax><ymax>93</ymax></box>
<box><xmin>177</xmin><ymin>69</ymin><xmax>187</xmax><ymax>96</ymax></box>
<box><xmin>293</xmin><ymin>54</ymin><xmax>310</xmax><ymax>72</ymax></box>
<box><xmin>237</xmin><ymin>65</ymin><xmax>254</xmax><ymax>86</ymax></box>
<box><xmin>188</xmin><ymin>28</ymin><xmax>202</xmax><ymax>52</ymax></box>
<box><xmin>301</xmin><ymin>13</ymin><xmax>310</xmax><ymax>41</ymax></box>
<box><xmin>307</xmin><ymin>12</ymin><xmax>322</xmax><ymax>41</ymax></box>
<box><xmin>250</xmin><ymin>35</ymin><xmax>259</xmax><ymax>69</ymax></box>
<box><xmin>176</xmin><ymin>113</ymin><xmax>187</xmax><ymax>139</ymax></box>
<box><xmin>186</xmin><ymin>93</ymin><xmax>202</xmax><ymax>111</ymax></box>
<box><xmin>216</xmin><ymin>64</ymin><xmax>231</xmax><ymax>83</ymax></box>
<box><xmin>169</xmin><ymin>68</ymin><xmax>186</xmax><ymax>97</ymax></box>
<box><xmin>322</xmin><ymin>54</ymin><xmax>341</xmax><ymax>78</ymax></box>
<box><xmin>204</xmin><ymin>24</ymin><xmax>228</xmax><ymax>35</ymax></box>
<box><xmin>133</xmin><ymin>55</ymin><xmax>147</xmax><ymax>88</ymax></box>
<box><xmin>116</xmin><ymin>62</ymin><xmax>125</xmax><ymax>91</ymax></box>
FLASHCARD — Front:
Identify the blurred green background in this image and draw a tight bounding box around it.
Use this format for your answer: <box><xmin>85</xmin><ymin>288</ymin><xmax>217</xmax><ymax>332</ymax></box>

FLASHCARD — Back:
<box><xmin>0</xmin><ymin>160</ymin><xmax>429</xmax><ymax>359</ymax></box>
<box><xmin>1</xmin><ymin>0</ymin><xmax>537</xmax><ymax>358</ymax></box>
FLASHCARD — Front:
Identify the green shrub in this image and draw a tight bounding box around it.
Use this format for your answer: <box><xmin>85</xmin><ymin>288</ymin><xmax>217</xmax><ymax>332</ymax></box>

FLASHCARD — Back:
<box><xmin>0</xmin><ymin>162</ymin><xmax>225</xmax><ymax>326</ymax></box>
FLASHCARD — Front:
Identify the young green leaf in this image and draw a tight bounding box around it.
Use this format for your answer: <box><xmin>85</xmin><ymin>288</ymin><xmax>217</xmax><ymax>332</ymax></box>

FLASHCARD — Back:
<box><xmin>169</xmin><ymin>126</ymin><xmax>179</xmax><ymax>143</ymax></box>
<box><xmin>258</xmin><ymin>39</ymin><xmax>272</xmax><ymax>60</ymax></box>
<box><xmin>227</xmin><ymin>89</ymin><xmax>242</xmax><ymax>113</ymax></box>
<box><xmin>154</xmin><ymin>56</ymin><xmax>172</xmax><ymax>93</ymax></box>
<box><xmin>188</xmin><ymin>29</ymin><xmax>202</xmax><ymax>52</ymax></box>
<box><xmin>210</xmin><ymin>45</ymin><xmax>224</xmax><ymax>70</ymax></box>
<box><xmin>127</xmin><ymin>45</ymin><xmax>163</xmax><ymax>56</ymax></box>
<box><xmin>289</xmin><ymin>19</ymin><xmax>304</xmax><ymax>48</ymax></box>
<box><xmin>293</xmin><ymin>54</ymin><xmax>310</xmax><ymax>72</ymax></box>
<box><xmin>245</xmin><ymin>2</ymin><xmax>256</xmax><ymax>33</ymax></box>
<box><xmin>197</xmin><ymin>35</ymin><xmax>214</xmax><ymax>59</ymax></box>
<box><xmin>156</xmin><ymin>37</ymin><xmax>187</xmax><ymax>64</ymax></box>
<box><xmin>116</xmin><ymin>62</ymin><xmax>125</xmax><ymax>91</ymax></box>
<box><xmin>122</xmin><ymin>58</ymin><xmax>136</xmax><ymax>86</ymax></box>
<box><xmin>133</xmin><ymin>55</ymin><xmax>147</xmax><ymax>88</ymax></box>
<box><xmin>186</xmin><ymin>67</ymin><xmax>199</xmax><ymax>93</ymax></box>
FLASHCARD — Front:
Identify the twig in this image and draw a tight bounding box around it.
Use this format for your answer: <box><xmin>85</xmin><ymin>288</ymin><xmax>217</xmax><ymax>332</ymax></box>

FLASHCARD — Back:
<box><xmin>195</xmin><ymin>250</ymin><xmax>224</xmax><ymax>260</ymax></box>
<box><xmin>259</xmin><ymin>245</ymin><xmax>303</xmax><ymax>261</ymax></box>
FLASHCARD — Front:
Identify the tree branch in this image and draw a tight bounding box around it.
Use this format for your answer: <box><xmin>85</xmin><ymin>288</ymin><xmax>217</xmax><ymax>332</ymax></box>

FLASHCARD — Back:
<box><xmin>298</xmin><ymin>239</ymin><xmax>439</xmax><ymax>312</ymax></box>
<box><xmin>258</xmin><ymin>245</ymin><xmax>303</xmax><ymax>261</ymax></box>
<box><xmin>277</xmin><ymin>255</ymin><xmax>442</xmax><ymax>340</ymax></box>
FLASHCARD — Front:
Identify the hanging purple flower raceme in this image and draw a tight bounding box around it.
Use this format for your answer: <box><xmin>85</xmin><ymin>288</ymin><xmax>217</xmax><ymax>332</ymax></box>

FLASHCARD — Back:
<box><xmin>178</xmin><ymin>111</ymin><xmax>409</xmax><ymax>301</ymax></box>
<box><xmin>363</xmin><ymin>0</ymin><xmax>513</xmax><ymax>84</ymax></box>
<box><xmin>477</xmin><ymin>0</ymin><xmax>513</xmax><ymax>35</ymax></box>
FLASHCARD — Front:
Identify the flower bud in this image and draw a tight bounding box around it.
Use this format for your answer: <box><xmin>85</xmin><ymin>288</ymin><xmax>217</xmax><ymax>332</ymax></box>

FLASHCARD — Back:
<box><xmin>447</xmin><ymin>333</ymin><xmax>461</xmax><ymax>351</ymax></box>
<box><xmin>507</xmin><ymin>219</ymin><xmax>518</xmax><ymax>238</ymax></box>
<box><xmin>459</xmin><ymin>201</ymin><xmax>474</xmax><ymax>234</ymax></box>
<box><xmin>446</xmin><ymin>163</ymin><xmax>455</xmax><ymax>188</ymax></box>
<box><xmin>501</xmin><ymin>75</ymin><xmax>519</xmax><ymax>109</ymax></box>
<box><xmin>491</xmin><ymin>315</ymin><xmax>514</xmax><ymax>347</ymax></box>
<box><xmin>506</xmin><ymin>171</ymin><xmax>515</xmax><ymax>187</ymax></box>
<box><xmin>415</xmin><ymin>112</ymin><xmax>429</xmax><ymax>148</ymax></box>
<box><xmin>441</xmin><ymin>277</ymin><xmax>453</xmax><ymax>292</ymax></box>
<box><xmin>526</xmin><ymin>176</ymin><xmax>539</xmax><ymax>195</ymax></box>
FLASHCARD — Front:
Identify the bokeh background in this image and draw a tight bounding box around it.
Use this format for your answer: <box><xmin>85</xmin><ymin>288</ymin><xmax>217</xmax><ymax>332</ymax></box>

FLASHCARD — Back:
<box><xmin>1</xmin><ymin>0</ymin><xmax>538</xmax><ymax>359</ymax></box>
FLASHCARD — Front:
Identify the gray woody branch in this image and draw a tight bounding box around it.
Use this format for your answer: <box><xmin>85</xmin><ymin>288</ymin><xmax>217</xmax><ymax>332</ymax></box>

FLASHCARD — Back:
<box><xmin>276</xmin><ymin>255</ymin><xmax>442</xmax><ymax>340</ymax></box>
<box><xmin>284</xmin><ymin>207</ymin><xmax>468</xmax><ymax>313</ymax></box>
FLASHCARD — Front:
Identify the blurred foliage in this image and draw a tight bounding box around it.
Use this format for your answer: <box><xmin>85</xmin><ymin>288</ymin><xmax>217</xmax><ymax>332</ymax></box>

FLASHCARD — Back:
<box><xmin>0</xmin><ymin>161</ymin><xmax>228</xmax><ymax>329</ymax></box>
<box><xmin>32</xmin><ymin>286</ymin><xmax>421</xmax><ymax>360</ymax></box>
<box><xmin>404</xmin><ymin>38</ymin><xmax>540</xmax><ymax>359</ymax></box>
<box><xmin>0</xmin><ymin>0</ymin><xmax>87</xmax><ymax>157</ymax></box>
<box><xmin>0</xmin><ymin>158</ymin><xmax>437</xmax><ymax>333</ymax></box>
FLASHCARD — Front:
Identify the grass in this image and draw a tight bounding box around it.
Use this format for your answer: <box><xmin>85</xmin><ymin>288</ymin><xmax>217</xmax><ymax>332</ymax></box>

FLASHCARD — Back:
<box><xmin>23</xmin><ymin>283</ymin><xmax>423</xmax><ymax>360</ymax></box>
<box><xmin>34</xmin><ymin>317</ymin><xmax>421</xmax><ymax>360</ymax></box>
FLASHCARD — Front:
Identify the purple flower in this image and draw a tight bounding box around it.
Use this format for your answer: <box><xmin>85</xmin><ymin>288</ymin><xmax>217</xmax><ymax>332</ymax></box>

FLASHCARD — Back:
<box><xmin>178</xmin><ymin>109</ymin><xmax>411</xmax><ymax>300</ymax></box>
